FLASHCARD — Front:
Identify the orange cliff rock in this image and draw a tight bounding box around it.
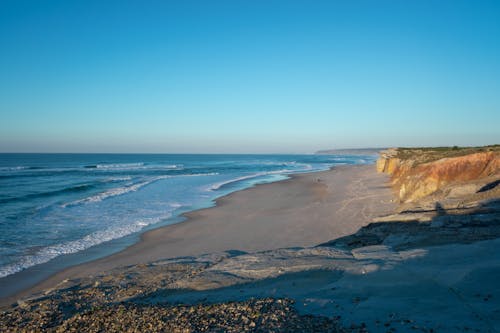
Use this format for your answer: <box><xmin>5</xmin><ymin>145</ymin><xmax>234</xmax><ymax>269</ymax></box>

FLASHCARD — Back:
<box><xmin>377</xmin><ymin>149</ymin><xmax>500</xmax><ymax>203</ymax></box>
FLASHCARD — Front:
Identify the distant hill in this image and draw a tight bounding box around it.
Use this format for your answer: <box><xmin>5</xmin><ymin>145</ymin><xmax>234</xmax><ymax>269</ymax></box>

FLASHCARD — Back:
<box><xmin>315</xmin><ymin>148</ymin><xmax>386</xmax><ymax>155</ymax></box>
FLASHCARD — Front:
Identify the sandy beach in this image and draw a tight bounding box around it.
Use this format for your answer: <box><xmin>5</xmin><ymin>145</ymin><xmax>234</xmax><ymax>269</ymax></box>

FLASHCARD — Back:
<box><xmin>0</xmin><ymin>164</ymin><xmax>395</xmax><ymax>304</ymax></box>
<box><xmin>2</xmin><ymin>1</ymin><xmax>499</xmax><ymax>330</ymax></box>
<box><xmin>2</xmin><ymin>149</ymin><xmax>499</xmax><ymax>332</ymax></box>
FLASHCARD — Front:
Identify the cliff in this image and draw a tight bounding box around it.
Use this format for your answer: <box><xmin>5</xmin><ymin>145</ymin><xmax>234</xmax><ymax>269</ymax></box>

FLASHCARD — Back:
<box><xmin>377</xmin><ymin>146</ymin><xmax>500</xmax><ymax>203</ymax></box>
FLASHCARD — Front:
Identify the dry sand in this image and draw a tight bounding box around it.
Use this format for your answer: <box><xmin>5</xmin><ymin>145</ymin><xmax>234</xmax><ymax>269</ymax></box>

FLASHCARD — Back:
<box><xmin>3</xmin><ymin>163</ymin><xmax>499</xmax><ymax>332</ymax></box>
<box><xmin>0</xmin><ymin>164</ymin><xmax>395</xmax><ymax>304</ymax></box>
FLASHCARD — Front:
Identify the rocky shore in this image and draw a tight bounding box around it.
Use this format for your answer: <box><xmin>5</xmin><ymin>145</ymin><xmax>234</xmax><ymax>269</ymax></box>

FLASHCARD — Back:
<box><xmin>1</xmin><ymin>147</ymin><xmax>499</xmax><ymax>332</ymax></box>
<box><xmin>2</xmin><ymin>297</ymin><xmax>345</xmax><ymax>333</ymax></box>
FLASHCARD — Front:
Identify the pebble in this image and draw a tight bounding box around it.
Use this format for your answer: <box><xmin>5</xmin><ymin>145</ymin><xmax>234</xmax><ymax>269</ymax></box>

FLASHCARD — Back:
<box><xmin>1</xmin><ymin>296</ymin><xmax>346</xmax><ymax>332</ymax></box>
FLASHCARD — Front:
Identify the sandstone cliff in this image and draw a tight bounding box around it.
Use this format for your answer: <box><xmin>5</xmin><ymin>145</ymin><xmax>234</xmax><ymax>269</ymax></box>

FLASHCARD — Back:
<box><xmin>377</xmin><ymin>146</ymin><xmax>500</xmax><ymax>203</ymax></box>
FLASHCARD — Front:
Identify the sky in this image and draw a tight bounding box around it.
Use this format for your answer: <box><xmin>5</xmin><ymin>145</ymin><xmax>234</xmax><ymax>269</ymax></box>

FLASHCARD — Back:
<box><xmin>0</xmin><ymin>0</ymin><xmax>499</xmax><ymax>153</ymax></box>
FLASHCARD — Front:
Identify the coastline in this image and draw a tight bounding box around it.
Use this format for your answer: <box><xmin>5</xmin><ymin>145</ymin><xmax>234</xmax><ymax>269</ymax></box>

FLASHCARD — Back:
<box><xmin>0</xmin><ymin>163</ymin><xmax>395</xmax><ymax>306</ymax></box>
<box><xmin>2</xmin><ymin>148</ymin><xmax>499</xmax><ymax>332</ymax></box>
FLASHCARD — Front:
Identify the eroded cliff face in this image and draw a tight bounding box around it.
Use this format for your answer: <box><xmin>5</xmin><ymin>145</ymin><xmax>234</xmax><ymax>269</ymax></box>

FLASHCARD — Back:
<box><xmin>377</xmin><ymin>149</ymin><xmax>500</xmax><ymax>203</ymax></box>
<box><xmin>376</xmin><ymin>148</ymin><xmax>400</xmax><ymax>174</ymax></box>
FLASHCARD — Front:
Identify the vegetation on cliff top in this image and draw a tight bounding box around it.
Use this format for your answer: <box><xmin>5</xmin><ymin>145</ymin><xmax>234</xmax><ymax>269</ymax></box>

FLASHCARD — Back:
<box><xmin>378</xmin><ymin>144</ymin><xmax>500</xmax><ymax>203</ymax></box>
<box><xmin>394</xmin><ymin>145</ymin><xmax>500</xmax><ymax>164</ymax></box>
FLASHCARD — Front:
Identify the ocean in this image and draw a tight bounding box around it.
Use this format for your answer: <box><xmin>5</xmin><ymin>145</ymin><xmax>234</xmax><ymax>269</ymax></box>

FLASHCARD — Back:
<box><xmin>0</xmin><ymin>153</ymin><xmax>375</xmax><ymax>278</ymax></box>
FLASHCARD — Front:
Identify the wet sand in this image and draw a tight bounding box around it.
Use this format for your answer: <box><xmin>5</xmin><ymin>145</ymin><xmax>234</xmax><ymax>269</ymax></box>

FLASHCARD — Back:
<box><xmin>0</xmin><ymin>164</ymin><xmax>395</xmax><ymax>304</ymax></box>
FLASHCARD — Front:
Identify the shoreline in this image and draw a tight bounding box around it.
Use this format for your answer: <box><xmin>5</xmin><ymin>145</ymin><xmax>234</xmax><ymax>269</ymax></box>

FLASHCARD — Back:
<box><xmin>0</xmin><ymin>167</ymin><xmax>323</xmax><ymax>302</ymax></box>
<box><xmin>0</xmin><ymin>164</ymin><xmax>395</xmax><ymax>306</ymax></box>
<box><xmin>2</xmin><ymin>148</ymin><xmax>499</xmax><ymax>331</ymax></box>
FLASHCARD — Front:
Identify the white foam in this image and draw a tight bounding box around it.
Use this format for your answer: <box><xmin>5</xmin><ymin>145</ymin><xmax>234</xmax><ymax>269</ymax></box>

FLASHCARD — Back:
<box><xmin>207</xmin><ymin>163</ymin><xmax>323</xmax><ymax>191</ymax></box>
<box><xmin>162</xmin><ymin>164</ymin><xmax>183</xmax><ymax>169</ymax></box>
<box><xmin>102</xmin><ymin>176</ymin><xmax>133</xmax><ymax>183</ymax></box>
<box><xmin>62</xmin><ymin>176</ymin><xmax>170</xmax><ymax>207</ymax></box>
<box><xmin>208</xmin><ymin>169</ymin><xmax>297</xmax><ymax>191</ymax></box>
<box><xmin>95</xmin><ymin>162</ymin><xmax>144</xmax><ymax>169</ymax></box>
<box><xmin>91</xmin><ymin>163</ymin><xmax>183</xmax><ymax>171</ymax></box>
<box><xmin>0</xmin><ymin>214</ymin><xmax>171</xmax><ymax>278</ymax></box>
<box><xmin>62</xmin><ymin>173</ymin><xmax>218</xmax><ymax>208</ymax></box>
<box><xmin>209</xmin><ymin>174</ymin><xmax>265</xmax><ymax>191</ymax></box>
<box><xmin>0</xmin><ymin>166</ymin><xmax>28</xmax><ymax>172</ymax></box>
<box><xmin>183</xmin><ymin>172</ymin><xmax>219</xmax><ymax>177</ymax></box>
<box><xmin>356</xmin><ymin>157</ymin><xmax>376</xmax><ymax>164</ymax></box>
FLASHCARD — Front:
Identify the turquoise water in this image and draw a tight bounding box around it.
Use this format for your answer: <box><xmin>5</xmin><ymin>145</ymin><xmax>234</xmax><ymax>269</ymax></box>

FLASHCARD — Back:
<box><xmin>0</xmin><ymin>154</ymin><xmax>375</xmax><ymax>278</ymax></box>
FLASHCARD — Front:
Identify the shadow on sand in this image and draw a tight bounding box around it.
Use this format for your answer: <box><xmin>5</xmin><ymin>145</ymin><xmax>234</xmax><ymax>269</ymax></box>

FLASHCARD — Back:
<box><xmin>121</xmin><ymin>199</ymin><xmax>500</xmax><ymax>331</ymax></box>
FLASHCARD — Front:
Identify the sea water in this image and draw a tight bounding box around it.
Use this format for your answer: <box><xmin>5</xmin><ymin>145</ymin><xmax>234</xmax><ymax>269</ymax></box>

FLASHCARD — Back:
<box><xmin>0</xmin><ymin>153</ymin><xmax>375</xmax><ymax>278</ymax></box>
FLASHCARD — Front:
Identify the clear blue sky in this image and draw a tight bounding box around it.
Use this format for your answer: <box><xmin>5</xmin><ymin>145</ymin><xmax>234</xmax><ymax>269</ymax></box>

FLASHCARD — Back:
<box><xmin>1</xmin><ymin>0</ymin><xmax>499</xmax><ymax>153</ymax></box>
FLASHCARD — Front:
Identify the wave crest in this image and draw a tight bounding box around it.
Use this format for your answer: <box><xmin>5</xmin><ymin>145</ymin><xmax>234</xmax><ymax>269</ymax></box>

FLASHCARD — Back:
<box><xmin>0</xmin><ymin>214</ymin><xmax>171</xmax><ymax>278</ymax></box>
<box><xmin>62</xmin><ymin>173</ymin><xmax>219</xmax><ymax>207</ymax></box>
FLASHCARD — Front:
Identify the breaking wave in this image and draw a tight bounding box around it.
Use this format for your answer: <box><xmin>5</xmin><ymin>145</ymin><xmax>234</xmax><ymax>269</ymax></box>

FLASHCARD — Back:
<box><xmin>61</xmin><ymin>176</ymin><xmax>171</xmax><ymax>207</ymax></box>
<box><xmin>0</xmin><ymin>214</ymin><xmax>171</xmax><ymax>278</ymax></box>
<box><xmin>209</xmin><ymin>166</ymin><xmax>313</xmax><ymax>191</ymax></box>
<box><xmin>62</xmin><ymin>173</ymin><xmax>219</xmax><ymax>207</ymax></box>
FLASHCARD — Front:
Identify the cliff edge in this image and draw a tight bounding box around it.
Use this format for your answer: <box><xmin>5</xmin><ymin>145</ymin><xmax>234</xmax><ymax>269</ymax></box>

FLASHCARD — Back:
<box><xmin>377</xmin><ymin>146</ymin><xmax>500</xmax><ymax>203</ymax></box>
